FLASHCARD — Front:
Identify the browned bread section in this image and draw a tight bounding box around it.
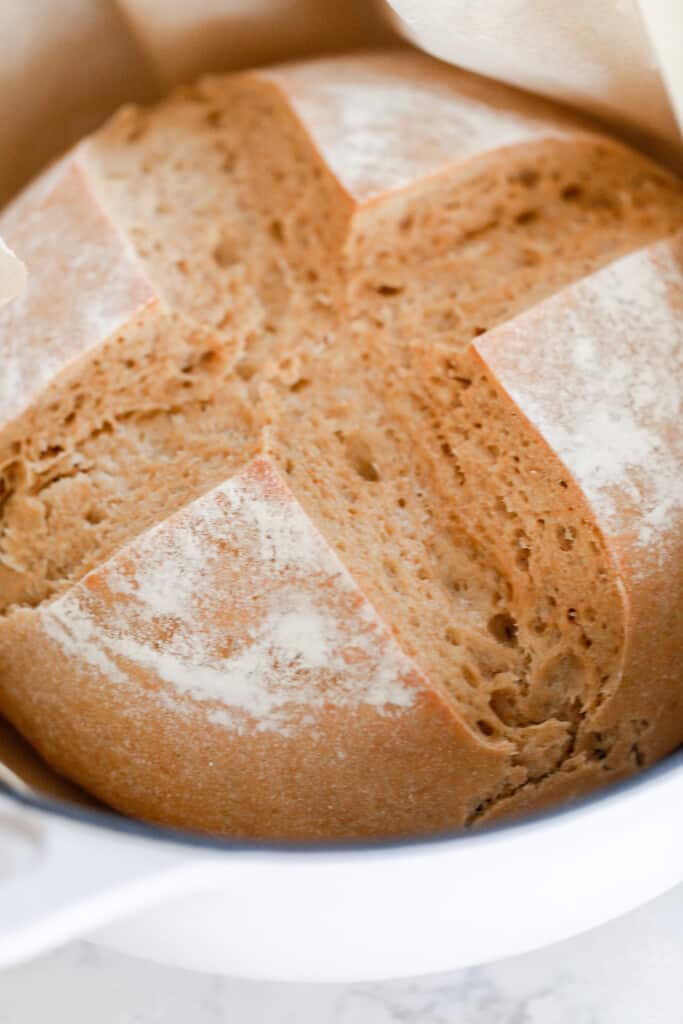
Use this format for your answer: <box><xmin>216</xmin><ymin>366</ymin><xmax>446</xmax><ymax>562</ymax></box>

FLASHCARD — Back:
<box><xmin>0</xmin><ymin>52</ymin><xmax>681</xmax><ymax>838</ymax></box>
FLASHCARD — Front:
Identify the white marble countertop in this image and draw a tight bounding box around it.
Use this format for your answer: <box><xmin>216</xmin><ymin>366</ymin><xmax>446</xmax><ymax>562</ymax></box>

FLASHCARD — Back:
<box><xmin>2</xmin><ymin>882</ymin><xmax>682</xmax><ymax>1023</ymax></box>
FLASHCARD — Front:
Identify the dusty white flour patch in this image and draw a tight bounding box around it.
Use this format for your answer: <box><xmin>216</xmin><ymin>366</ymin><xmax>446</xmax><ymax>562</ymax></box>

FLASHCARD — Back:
<box><xmin>482</xmin><ymin>238</ymin><xmax>683</xmax><ymax>556</ymax></box>
<box><xmin>268</xmin><ymin>53</ymin><xmax>570</xmax><ymax>199</ymax></box>
<box><xmin>40</xmin><ymin>461</ymin><xmax>415</xmax><ymax>732</ymax></box>
<box><xmin>0</xmin><ymin>154</ymin><xmax>155</xmax><ymax>425</ymax></box>
<box><xmin>43</xmin><ymin>600</ymin><xmax>128</xmax><ymax>686</ymax></box>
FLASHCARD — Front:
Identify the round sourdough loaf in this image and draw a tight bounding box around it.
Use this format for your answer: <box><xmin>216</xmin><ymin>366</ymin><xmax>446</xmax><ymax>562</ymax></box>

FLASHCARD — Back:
<box><xmin>0</xmin><ymin>52</ymin><xmax>681</xmax><ymax>838</ymax></box>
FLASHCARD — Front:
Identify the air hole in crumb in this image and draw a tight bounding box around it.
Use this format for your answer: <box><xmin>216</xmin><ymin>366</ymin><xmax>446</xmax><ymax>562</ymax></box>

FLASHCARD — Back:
<box><xmin>561</xmin><ymin>184</ymin><xmax>583</xmax><ymax>202</ymax></box>
<box><xmin>307</xmin><ymin>269</ymin><xmax>319</xmax><ymax>283</ymax></box>
<box><xmin>399</xmin><ymin>214</ymin><xmax>414</xmax><ymax>232</ymax></box>
<box><xmin>515</xmin><ymin>209</ymin><xmax>539</xmax><ymax>225</ymax></box>
<box><xmin>522</xmin><ymin>247</ymin><xmax>542</xmax><ymax>267</ymax></box>
<box><xmin>557</xmin><ymin>525</ymin><xmax>576</xmax><ymax>550</ymax></box>
<box><xmin>473</xmin><ymin>326</ymin><xmax>486</xmax><ymax>337</ymax></box>
<box><xmin>517</xmin><ymin>168</ymin><xmax>540</xmax><ymax>188</ymax></box>
<box><xmin>221</xmin><ymin>151</ymin><xmax>236</xmax><ymax>173</ymax></box>
<box><xmin>285</xmin><ymin>459</ymin><xmax>294</xmax><ymax>475</ymax></box>
<box><xmin>289</xmin><ymin>378</ymin><xmax>310</xmax><ymax>393</ymax></box>
<box><xmin>477</xmin><ymin>719</ymin><xmax>496</xmax><ymax>737</ymax></box>
<box><xmin>515</xmin><ymin>537</ymin><xmax>531</xmax><ymax>571</ymax></box>
<box><xmin>235</xmin><ymin>360</ymin><xmax>255</xmax><ymax>381</ymax></box>
<box><xmin>354</xmin><ymin>458</ymin><xmax>380</xmax><ymax>483</ymax></box>
<box><xmin>559</xmin><ymin>479</ymin><xmax>568</xmax><ymax>489</ymax></box>
<box><xmin>197</xmin><ymin>350</ymin><xmax>219</xmax><ymax>371</ymax></box>
<box><xmin>345</xmin><ymin>435</ymin><xmax>380</xmax><ymax>482</ymax></box>
<box><xmin>463</xmin><ymin>220</ymin><xmax>497</xmax><ymax>242</ymax></box>
<box><xmin>213</xmin><ymin>237</ymin><xmax>238</xmax><ymax>268</ymax></box>
<box><xmin>444</xmin><ymin>627</ymin><xmax>460</xmax><ymax>646</ymax></box>
<box><xmin>85</xmin><ymin>507</ymin><xmax>105</xmax><ymax>526</ymax></box>
<box><xmin>630</xmin><ymin>744</ymin><xmax>644</xmax><ymax>768</ymax></box>
<box><xmin>462</xmin><ymin>666</ymin><xmax>479</xmax><ymax>688</ymax></box>
<box><xmin>488</xmin><ymin>612</ymin><xmax>518</xmax><ymax>647</ymax></box>
<box><xmin>269</xmin><ymin>219</ymin><xmax>284</xmax><ymax>242</ymax></box>
<box><xmin>376</xmin><ymin>284</ymin><xmax>403</xmax><ymax>296</ymax></box>
<box><xmin>397</xmin><ymin>497</ymin><xmax>406</xmax><ymax>509</ymax></box>
<box><xmin>451</xmin><ymin>460</ymin><xmax>466</xmax><ymax>486</ymax></box>
<box><xmin>125</xmin><ymin>359</ymin><xmax>136</xmax><ymax>370</ymax></box>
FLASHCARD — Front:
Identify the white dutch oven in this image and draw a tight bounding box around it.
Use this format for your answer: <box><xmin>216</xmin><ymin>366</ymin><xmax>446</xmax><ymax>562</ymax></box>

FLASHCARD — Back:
<box><xmin>0</xmin><ymin>0</ymin><xmax>681</xmax><ymax>983</ymax></box>
<box><xmin>1</xmin><ymin>750</ymin><xmax>683</xmax><ymax>981</ymax></box>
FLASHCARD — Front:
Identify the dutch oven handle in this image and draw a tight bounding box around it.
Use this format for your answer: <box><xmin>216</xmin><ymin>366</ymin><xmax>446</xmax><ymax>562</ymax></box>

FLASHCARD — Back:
<box><xmin>0</xmin><ymin>787</ymin><xmax>207</xmax><ymax>969</ymax></box>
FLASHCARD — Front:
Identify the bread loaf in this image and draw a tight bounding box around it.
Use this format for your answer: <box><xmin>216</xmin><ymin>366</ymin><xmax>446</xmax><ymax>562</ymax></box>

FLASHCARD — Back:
<box><xmin>0</xmin><ymin>52</ymin><xmax>681</xmax><ymax>838</ymax></box>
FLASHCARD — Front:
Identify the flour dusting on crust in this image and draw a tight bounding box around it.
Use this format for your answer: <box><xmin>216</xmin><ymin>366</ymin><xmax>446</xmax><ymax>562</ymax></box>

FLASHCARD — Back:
<box><xmin>264</xmin><ymin>53</ymin><xmax>581</xmax><ymax>201</ymax></box>
<box><xmin>0</xmin><ymin>155</ymin><xmax>155</xmax><ymax>426</ymax></box>
<box><xmin>479</xmin><ymin>235</ymin><xmax>683</xmax><ymax>558</ymax></box>
<box><xmin>42</xmin><ymin>458</ymin><xmax>416</xmax><ymax>733</ymax></box>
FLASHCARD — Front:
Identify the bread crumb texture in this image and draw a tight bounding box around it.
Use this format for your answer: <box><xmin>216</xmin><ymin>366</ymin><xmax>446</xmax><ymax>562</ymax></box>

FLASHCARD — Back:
<box><xmin>0</xmin><ymin>52</ymin><xmax>681</xmax><ymax>838</ymax></box>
